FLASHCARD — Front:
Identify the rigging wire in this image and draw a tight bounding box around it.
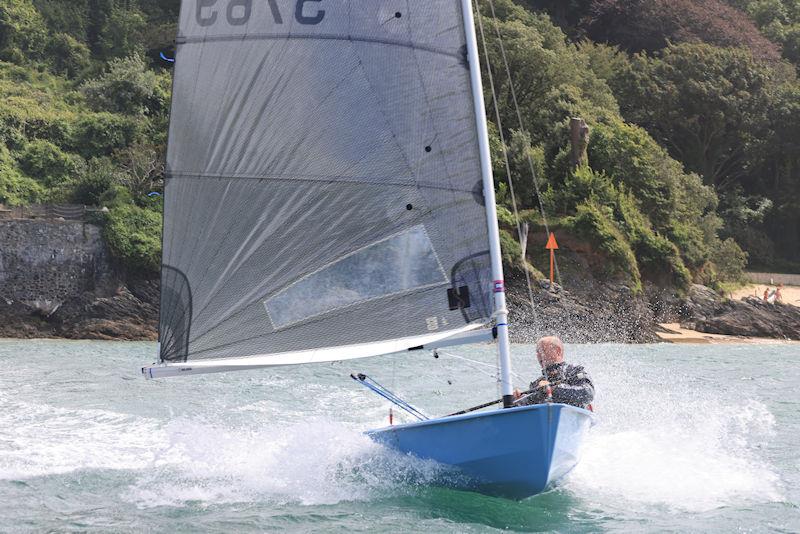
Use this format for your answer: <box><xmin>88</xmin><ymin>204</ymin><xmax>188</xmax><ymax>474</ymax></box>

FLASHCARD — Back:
<box><xmin>437</xmin><ymin>349</ymin><xmax>524</xmax><ymax>382</ymax></box>
<box><xmin>479</xmin><ymin>0</ymin><xmax>564</xmax><ymax>289</ymax></box>
<box><xmin>473</xmin><ymin>1</ymin><xmax>540</xmax><ymax>325</ymax></box>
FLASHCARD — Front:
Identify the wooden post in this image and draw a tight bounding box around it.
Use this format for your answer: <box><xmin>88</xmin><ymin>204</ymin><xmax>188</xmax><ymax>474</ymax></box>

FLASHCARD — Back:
<box><xmin>520</xmin><ymin>221</ymin><xmax>529</xmax><ymax>260</ymax></box>
<box><xmin>570</xmin><ymin>117</ymin><xmax>590</xmax><ymax>169</ymax></box>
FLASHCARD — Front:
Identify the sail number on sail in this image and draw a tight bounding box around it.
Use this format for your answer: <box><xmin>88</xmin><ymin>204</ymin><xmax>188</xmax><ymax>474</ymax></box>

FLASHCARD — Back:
<box><xmin>196</xmin><ymin>0</ymin><xmax>325</xmax><ymax>27</ymax></box>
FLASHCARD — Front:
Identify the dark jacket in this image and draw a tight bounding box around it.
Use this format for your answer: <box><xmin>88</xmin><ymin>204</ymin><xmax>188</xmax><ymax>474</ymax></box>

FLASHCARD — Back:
<box><xmin>517</xmin><ymin>362</ymin><xmax>594</xmax><ymax>409</ymax></box>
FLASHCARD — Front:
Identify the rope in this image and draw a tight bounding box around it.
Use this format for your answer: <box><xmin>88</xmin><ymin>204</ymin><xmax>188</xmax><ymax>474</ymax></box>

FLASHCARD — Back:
<box><xmin>474</xmin><ymin>2</ymin><xmax>540</xmax><ymax>330</ymax></box>
<box><xmin>437</xmin><ymin>350</ymin><xmax>524</xmax><ymax>382</ymax></box>
<box><xmin>481</xmin><ymin>0</ymin><xmax>564</xmax><ymax>289</ymax></box>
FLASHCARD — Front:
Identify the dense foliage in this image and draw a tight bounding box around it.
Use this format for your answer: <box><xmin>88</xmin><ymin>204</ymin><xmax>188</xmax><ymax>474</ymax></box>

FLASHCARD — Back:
<box><xmin>483</xmin><ymin>0</ymin><xmax>800</xmax><ymax>286</ymax></box>
<box><xmin>0</xmin><ymin>0</ymin><xmax>796</xmax><ymax>284</ymax></box>
<box><xmin>0</xmin><ymin>0</ymin><xmax>176</xmax><ymax>272</ymax></box>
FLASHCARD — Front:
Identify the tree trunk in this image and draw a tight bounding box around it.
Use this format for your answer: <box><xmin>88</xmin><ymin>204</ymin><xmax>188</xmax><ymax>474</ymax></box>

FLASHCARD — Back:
<box><xmin>570</xmin><ymin>117</ymin><xmax>590</xmax><ymax>169</ymax></box>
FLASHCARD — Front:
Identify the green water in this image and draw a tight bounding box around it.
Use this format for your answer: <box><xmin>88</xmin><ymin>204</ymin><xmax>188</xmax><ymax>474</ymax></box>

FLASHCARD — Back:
<box><xmin>0</xmin><ymin>340</ymin><xmax>798</xmax><ymax>532</ymax></box>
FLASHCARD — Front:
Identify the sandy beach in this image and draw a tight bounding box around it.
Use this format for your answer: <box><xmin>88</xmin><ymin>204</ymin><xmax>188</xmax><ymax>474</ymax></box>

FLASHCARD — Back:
<box><xmin>730</xmin><ymin>283</ymin><xmax>800</xmax><ymax>306</ymax></box>
<box><xmin>656</xmin><ymin>323</ymin><xmax>800</xmax><ymax>344</ymax></box>
<box><xmin>657</xmin><ymin>282</ymin><xmax>800</xmax><ymax>344</ymax></box>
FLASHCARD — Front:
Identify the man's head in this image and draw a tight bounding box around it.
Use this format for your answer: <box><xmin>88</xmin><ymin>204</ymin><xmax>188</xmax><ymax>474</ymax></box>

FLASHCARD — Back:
<box><xmin>536</xmin><ymin>336</ymin><xmax>564</xmax><ymax>368</ymax></box>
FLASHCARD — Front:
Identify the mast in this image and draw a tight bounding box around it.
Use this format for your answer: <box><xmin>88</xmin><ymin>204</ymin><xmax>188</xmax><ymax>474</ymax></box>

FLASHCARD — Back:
<box><xmin>461</xmin><ymin>0</ymin><xmax>515</xmax><ymax>408</ymax></box>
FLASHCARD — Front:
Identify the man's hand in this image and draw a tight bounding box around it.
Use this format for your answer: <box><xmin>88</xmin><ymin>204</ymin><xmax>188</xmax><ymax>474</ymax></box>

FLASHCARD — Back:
<box><xmin>513</xmin><ymin>388</ymin><xmax>522</xmax><ymax>399</ymax></box>
<box><xmin>536</xmin><ymin>380</ymin><xmax>550</xmax><ymax>390</ymax></box>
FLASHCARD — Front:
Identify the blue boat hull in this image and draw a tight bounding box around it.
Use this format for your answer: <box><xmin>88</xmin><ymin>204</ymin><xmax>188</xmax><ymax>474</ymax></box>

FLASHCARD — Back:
<box><xmin>366</xmin><ymin>403</ymin><xmax>595</xmax><ymax>499</ymax></box>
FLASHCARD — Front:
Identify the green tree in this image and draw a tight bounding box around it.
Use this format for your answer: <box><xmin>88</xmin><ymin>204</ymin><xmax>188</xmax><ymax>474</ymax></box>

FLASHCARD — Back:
<box><xmin>81</xmin><ymin>54</ymin><xmax>170</xmax><ymax>115</ymax></box>
<box><xmin>46</xmin><ymin>33</ymin><xmax>91</xmax><ymax>78</ymax></box>
<box><xmin>615</xmin><ymin>43</ymin><xmax>774</xmax><ymax>191</ymax></box>
<box><xmin>95</xmin><ymin>5</ymin><xmax>146</xmax><ymax>59</ymax></box>
<box><xmin>0</xmin><ymin>0</ymin><xmax>48</xmax><ymax>63</ymax></box>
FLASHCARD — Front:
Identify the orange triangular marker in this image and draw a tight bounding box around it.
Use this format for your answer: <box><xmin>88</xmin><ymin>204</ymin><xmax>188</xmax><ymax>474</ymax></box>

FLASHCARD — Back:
<box><xmin>545</xmin><ymin>232</ymin><xmax>559</xmax><ymax>250</ymax></box>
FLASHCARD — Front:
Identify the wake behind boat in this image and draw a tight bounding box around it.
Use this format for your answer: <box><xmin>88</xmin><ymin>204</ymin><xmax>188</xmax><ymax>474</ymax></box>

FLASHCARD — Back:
<box><xmin>143</xmin><ymin>0</ymin><xmax>595</xmax><ymax>499</ymax></box>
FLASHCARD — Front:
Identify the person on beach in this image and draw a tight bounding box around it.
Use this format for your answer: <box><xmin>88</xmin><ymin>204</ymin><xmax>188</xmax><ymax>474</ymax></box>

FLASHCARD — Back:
<box><xmin>513</xmin><ymin>336</ymin><xmax>595</xmax><ymax>409</ymax></box>
<box><xmin>776</xmin><ymin>284</ymin><xmax>783</xmax><ymax>303</ymax></box>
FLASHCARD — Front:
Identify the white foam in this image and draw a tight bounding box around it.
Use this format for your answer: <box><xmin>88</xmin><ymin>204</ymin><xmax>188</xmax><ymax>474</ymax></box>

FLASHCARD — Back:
<box><xmin>123</xmin><ymin>417</ymin><xmax>446</xmax><ymax>508</ymax></box>
<box><xmin>0</xmin><ymin>393</ymin><xmax>164</xmax><ymax>480</ymax></box>
<box><xmin>562</xmin><ymin>350</ymin><xmax>784</xmax><ymax>512</ymax></box>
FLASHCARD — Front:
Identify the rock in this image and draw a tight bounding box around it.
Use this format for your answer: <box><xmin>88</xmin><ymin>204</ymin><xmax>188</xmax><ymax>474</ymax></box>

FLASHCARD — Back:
<box><xmin>680</xmin><ymin>284</ymin><xmax>800</xmax><ymax>340</ymax></box>
<box><xmin>506</xmin><ymin>273</ymin><xmax>660</xmax><ymax>343</ymax></box>
<box><xmin>54</xmin><ymin>285</ymin><xmax>158</xmax><ymax>340</ymax></box>
<box><xmin>0</xmin><ymin>278</ymin><xmax>159</xmax><ymax>341</ymax></box>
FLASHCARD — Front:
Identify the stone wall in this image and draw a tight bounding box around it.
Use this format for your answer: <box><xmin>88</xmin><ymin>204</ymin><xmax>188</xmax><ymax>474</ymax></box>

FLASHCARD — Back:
<box><xmin>747</xmin><ymin>271</ymin><xmax>800</xmax><ymax>286</ymax></box>
<box><xmin>0</xmin><ymin>220</ymin><xmax>114</xmax><ymax>312</ymax></box>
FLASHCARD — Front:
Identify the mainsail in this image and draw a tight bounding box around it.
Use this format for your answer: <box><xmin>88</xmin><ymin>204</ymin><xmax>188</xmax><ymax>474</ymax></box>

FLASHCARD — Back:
<box><xmin>154</xmin><ymin>0</ymin><xmax>496</xmax><ymax>373</ymax></box>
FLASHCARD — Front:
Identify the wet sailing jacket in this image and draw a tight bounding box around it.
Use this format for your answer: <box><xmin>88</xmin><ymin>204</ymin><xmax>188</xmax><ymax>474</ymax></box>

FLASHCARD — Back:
<box><xmin>517</xmin><ymin>363</ymin><xmax>594</xmax><ymax>409</ymax></box>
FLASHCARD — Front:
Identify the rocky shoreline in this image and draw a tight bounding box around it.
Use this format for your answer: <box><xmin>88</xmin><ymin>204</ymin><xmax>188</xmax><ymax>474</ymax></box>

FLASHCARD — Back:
<box><xmin>0</xmin><ymin>277</ymin><xmax>158</xmax><ymax>341</ymax></box>
<box><xmin>505</xmin><ymin>275</ymin><xmax>800</xmax><ymax>343</ymax></box>
<box><xmin>680</xmin><ymin>284</ymin><xmax>800</xmax><ymax>340</ymax></box>
<box><xmin>1</xmin><ymin>273</ymin><xmax>798</xmax><ymax>343</ymax></box>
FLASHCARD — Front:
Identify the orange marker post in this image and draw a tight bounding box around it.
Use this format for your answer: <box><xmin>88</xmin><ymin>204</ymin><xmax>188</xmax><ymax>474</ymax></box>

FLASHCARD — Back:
<box><xmin>545</xmin><ymin>232</ymin><xmax>559</xmax><ymax>286</ymax></box>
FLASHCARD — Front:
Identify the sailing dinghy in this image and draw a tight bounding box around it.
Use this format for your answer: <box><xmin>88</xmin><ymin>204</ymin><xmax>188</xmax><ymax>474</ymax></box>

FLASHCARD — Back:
<box><xmin>143</xmin><ymin>0</ymin><xmax>595</xmax><ymax>498</ymax></box>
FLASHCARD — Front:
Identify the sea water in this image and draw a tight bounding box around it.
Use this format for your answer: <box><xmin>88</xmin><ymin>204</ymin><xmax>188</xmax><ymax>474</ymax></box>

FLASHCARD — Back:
<box><xmin>0</xmin><ymin>340</ymin><xmax>797</xmax><ymax>533</ymax></box>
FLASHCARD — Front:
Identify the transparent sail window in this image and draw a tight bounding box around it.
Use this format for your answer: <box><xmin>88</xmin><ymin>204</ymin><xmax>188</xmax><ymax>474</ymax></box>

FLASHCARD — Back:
<box><xmin>265</xmin><ymin>225</ymin><xmax>447</xmax><ymax>329</ymax></box>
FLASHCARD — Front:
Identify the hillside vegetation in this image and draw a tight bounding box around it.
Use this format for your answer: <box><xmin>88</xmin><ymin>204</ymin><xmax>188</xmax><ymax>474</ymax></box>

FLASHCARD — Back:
<box><xmin>0</xmin><ymin>0</ymin><xmax>798</xmax><ymax>290</ymax></box>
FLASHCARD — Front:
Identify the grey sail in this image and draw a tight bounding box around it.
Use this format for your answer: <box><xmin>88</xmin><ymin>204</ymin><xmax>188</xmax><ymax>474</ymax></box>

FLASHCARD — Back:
<box><xmin>158</xmin><ymin>0</ymin><xmax>494</xmax><ymax>368</ymax></box>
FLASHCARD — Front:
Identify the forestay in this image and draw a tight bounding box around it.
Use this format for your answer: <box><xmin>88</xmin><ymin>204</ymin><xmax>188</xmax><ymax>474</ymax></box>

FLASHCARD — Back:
<box><xmin>156</xmin><ymin>0</ymin><xmax>494</xmax><ymax>372</ymax></box>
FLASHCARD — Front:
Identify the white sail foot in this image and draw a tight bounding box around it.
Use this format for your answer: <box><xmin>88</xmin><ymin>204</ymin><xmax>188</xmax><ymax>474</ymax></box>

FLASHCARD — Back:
<box><xmin>143</xmin><ymin>324</ymin><xmax>493</xmax><ymax>379</ymax></box>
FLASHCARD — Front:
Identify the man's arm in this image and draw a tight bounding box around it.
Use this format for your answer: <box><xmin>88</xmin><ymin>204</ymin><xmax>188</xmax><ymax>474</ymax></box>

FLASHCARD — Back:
<box><xmin>514</xmin><ymin>378</ymin><xmax>548</xmax><ymax>406</ymax></box>
<box><xmin>551</xmin><ymin>367</ymin><xmax>594</xmax><ymax>407</ymax></box>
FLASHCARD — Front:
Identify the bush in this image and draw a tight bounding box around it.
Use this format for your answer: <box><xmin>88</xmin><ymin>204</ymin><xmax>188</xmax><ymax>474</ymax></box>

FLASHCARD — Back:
<box><xmin>82</xmin><ymin>54</ymin><xmax>169</xmax><ymax>115</ymax></box>
<box><xmin>71</xmin><ymin>112</ymin><xmax>141</xmax><ymax>158</ymax></box>
<box><xmin>564</xmin><ymin>201</ymin><xmax>642</xmax><ymax>291</ymax></box>
<box><xmin>17</xmin><ymin>139</ymin><xmax>79</xmax><ymax>186</ymax></box>
<box><xmin>710</xmin><ymin>237</ymin><xmax>749</xmax><ymax>282</ymax></box>
<box><xmin>98</xmin><ymin>184</ymin><xmax>134</xmax><ymax>209</ymax></box>
<box><xmin>70</xmin><ymin>158</ymin><xmax>117</xmax><ymax>206</ymax></box>
<box><xmin>589</xmin><ymin>120</ymin><xmax>676</xmax><ymax>228</ymax></box>
<box><xmin>500</xmin><ymin>228</ymin><xmax>524</xmax><ymax>269</ymax></box>
<box><xmin>103</xmin><ymin>204</ymin><xmax>162</xmax><ymax>272</ymax></box>
<box><xmin>0</xmin><ymin>145</ymin><xmax>43</xmax><ymax>205</ymax></box>
<box><xmin>0</xmin><ymin>0</ymin><xmax>48</xmax><ymax>63</ymax></box>
<box><xmin>0</xmin><ymin>96</ymin><xmax>74</xmax><ymax>149</ymax></box>
<box><xmin>46</xmin><ymin>33</ymin><xmax>90</xmax><ymax>78</ymax></box>
<box><xmin>614</xmin><ymin>188</ymin><xmax>692</xmax><ymax>288</ymax></box>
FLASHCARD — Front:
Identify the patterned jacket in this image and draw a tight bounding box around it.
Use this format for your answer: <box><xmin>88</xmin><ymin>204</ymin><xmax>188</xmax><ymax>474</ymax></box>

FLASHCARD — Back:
<box><xmin>516</xmin><ymin>362</ymin><xmax>594</xmax><ymax>409</ymax></box>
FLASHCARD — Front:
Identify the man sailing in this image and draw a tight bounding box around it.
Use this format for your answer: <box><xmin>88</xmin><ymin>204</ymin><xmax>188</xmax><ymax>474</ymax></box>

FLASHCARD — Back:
<box><xmin>513</xmin><ymin>336</ymin><xmax>595</xmax><ymax>409</ymax></box>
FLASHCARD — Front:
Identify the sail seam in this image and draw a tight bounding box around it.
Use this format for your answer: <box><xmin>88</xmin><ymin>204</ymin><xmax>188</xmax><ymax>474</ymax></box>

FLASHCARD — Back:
<box><xmin>166</xmin><ymin>171</ymin><xmax>478</xmax><ymax>193</ymax></box>
<box><xmin>177</xmin><ymin>33</ymin><xmax>465</xmax><ymax>62</ymax></box>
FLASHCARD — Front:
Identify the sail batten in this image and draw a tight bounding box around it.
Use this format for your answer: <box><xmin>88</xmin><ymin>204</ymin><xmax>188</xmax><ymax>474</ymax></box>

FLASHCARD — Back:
<box><xmin>159</xmin><ymin>1</ymin><xmax>494</xmax><ymax>366</ymax></box>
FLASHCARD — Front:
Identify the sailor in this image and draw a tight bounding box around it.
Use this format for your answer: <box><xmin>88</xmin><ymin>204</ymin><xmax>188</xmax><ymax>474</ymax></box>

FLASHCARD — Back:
<box><xmin>513</xmin><ymin>336</ymin><xmax>594</xmax><ymax>409</ymax></box>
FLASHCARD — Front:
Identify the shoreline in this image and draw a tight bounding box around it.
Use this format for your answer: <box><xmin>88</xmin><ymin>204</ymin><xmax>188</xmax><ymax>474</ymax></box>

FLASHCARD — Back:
<box><xmin>3</xmin><ymin>332</ymin><xmax>798</xmax><ymax>346</ymax></box>
<box><xmin>656</xmin><ymin>323</ymin><xmax>800</xmax><ymax>344</ymax></box>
